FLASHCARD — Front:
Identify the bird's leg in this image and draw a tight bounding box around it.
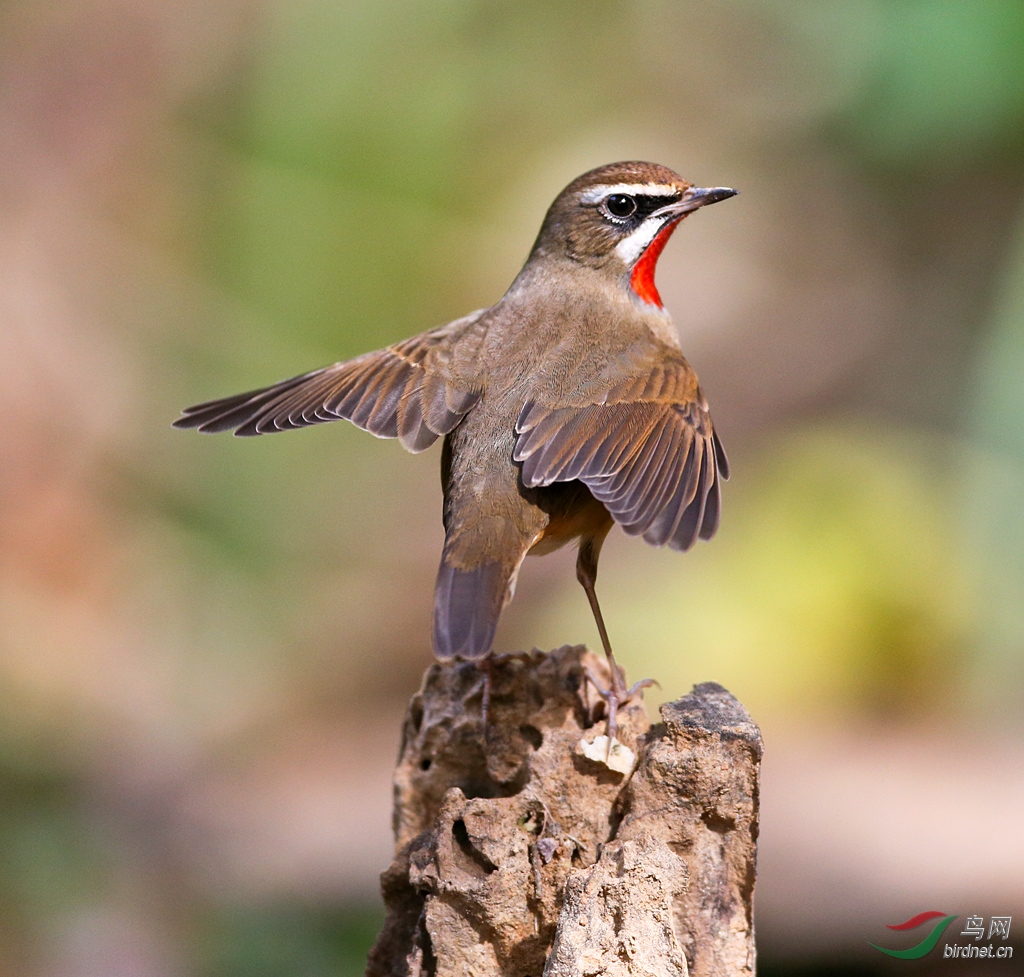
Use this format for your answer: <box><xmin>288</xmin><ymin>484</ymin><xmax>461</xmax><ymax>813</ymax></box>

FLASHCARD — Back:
<box><xmin>576</xmin><ymin>534</ymin><xmax>656</xmax><ymax>748</ymax></box>
<box><xmin>478</xmin><ymin>657</ymin><xmax>492</xmax><ymax>740</ymax></box>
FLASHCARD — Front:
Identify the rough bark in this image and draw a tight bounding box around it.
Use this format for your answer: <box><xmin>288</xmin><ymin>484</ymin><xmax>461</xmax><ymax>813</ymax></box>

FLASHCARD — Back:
<box><xmin>366</xmin><ymin>645</ymin><xmax>761</xmax><ymax>977</ymax></box>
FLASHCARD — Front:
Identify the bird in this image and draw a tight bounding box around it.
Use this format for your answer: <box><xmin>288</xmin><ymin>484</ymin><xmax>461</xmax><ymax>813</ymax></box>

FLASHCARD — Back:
<box><xmin>174</xmin><ymin>161</ymin><xmax>735</xmax><ymax>740</ymax></box>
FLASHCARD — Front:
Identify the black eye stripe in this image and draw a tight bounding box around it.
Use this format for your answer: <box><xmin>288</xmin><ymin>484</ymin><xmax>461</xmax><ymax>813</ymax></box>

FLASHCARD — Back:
<box><xmin>632</xmin><ymin>194</ymin><xmax>681</xmax><ymax>218</ymax></box>
<box><xmin>597</xmin><ymin>192</ymin><xmax>682</xmax><ymax>222</ymax></box>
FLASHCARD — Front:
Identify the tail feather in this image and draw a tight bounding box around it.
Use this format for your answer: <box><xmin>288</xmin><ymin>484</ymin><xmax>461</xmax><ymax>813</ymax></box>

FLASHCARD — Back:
<box><xmin>432</xmin><ymin>558</ymin><xmax>510</xmax><ymax>661</ymax></box>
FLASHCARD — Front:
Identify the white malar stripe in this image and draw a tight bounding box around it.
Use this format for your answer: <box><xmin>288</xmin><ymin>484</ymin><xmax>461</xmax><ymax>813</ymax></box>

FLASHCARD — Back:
<box><xmin>579</xmin><ymin>183</ymin><xmax>680</xmax><ymax>204</ymax></box>
<box><xmin>614</xmin><ymin>217</ymin><xmax>668</xmax><ymax>265</ymax></box>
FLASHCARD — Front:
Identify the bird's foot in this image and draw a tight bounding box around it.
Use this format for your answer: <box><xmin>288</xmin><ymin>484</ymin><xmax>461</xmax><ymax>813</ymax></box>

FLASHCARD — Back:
<box><xmin>583</xmin><ymin>665</ymin><xmax>659</xmax><ymax>754</ymax></box>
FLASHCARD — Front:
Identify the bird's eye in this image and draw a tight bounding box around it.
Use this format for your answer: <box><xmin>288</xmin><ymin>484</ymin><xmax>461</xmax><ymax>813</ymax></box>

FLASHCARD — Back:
<box><xmin>603</xmin><ymin>194</ymin><xmax>637</xmax><ymax>220</ymax></box>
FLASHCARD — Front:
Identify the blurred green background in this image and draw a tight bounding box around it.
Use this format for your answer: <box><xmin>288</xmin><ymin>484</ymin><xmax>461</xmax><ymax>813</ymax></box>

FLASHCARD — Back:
<box><xmin>1</xmin><ymin>0</ymin><xmax>1023</xmax><ymax>973</ymax></box>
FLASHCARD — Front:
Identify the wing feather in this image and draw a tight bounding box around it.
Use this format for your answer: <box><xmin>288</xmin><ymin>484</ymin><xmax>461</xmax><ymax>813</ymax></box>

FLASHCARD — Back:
<box><xmin>670</xmin><ymin>440</ymin><xmax>713</xmax><ymax>551</ymax></box>
<box><xmin>617</xmin><ymin>420</ymin><xmax>687</xmax><ymax>531</ymax></box>
<box><xmin>174</xmin><ymin>322</ymin><xmax>483</xmax><ymax>451</ymax></box>
<box><xmin>513</xmin><ymin>354</ymin><xmax>727</xmax><ymax>547</ymax></box>
<box><xmin>642</xmin><ymin>433</ymin><xmax>702</xmax><ymax>547</ymax></box>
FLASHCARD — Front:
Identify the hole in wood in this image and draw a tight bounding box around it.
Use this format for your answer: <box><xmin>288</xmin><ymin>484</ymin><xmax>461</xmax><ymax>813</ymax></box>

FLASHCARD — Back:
<box><xmin>452</xmin><ymin>818</ymin><xmax>498</xmax><ymax>877</ymax></box>
<box><xmin>519</xmin><ymin>724</ymin><xmax>543</xmax><ymax>750</ymax></box>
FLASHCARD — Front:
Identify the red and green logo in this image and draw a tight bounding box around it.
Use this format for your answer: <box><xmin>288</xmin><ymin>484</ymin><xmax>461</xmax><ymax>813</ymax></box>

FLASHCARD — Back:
<box><xmin>870</xmin><ymin>912</ymin><xmax>959</xmax><ymax>959</ymax></box>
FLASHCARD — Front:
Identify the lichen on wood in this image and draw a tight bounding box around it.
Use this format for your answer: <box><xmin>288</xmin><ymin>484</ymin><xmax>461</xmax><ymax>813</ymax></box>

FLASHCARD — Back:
<box><xmin>366</xmin><ymin>645</ymin><xmax>761</xmax><ymax>977</ymax></box>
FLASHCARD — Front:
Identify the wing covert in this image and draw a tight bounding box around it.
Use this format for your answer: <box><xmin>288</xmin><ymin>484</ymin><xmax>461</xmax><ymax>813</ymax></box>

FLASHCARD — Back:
<box><xmin>513</xmin><ymin>356</ymin><xmax>728</xmax><ymax>550</ymax></box>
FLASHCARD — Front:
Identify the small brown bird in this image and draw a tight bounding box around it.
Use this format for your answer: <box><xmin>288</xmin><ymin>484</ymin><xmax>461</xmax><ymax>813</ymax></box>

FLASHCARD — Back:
<box><xmin>175</xmin><ymin>161</ymin><xmax>735</xmax><ymax>735</ymax></box>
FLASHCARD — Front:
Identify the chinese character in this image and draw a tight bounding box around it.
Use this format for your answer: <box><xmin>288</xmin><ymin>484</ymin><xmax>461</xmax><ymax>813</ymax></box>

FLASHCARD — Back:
<box><xmin>988</xmin><ymin>917</ymin><xmax>1012</xmax><ymax>941</ymax></box>
<box><xmin>961</xmin><ymin>916</ymin><xmax>985</xmax><ymax>941</ymax></box>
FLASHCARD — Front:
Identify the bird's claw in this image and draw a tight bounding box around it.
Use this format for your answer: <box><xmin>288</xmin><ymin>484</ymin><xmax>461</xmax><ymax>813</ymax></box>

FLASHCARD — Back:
<box><xmin>582</xmin><ymin>665</ymin><xmax>657</xmax><ymax>755</ymax></box>
<box><xmin>626</xmin><ymin>677</ymin><xmax>660</xmax><ymax>698</ymax></box>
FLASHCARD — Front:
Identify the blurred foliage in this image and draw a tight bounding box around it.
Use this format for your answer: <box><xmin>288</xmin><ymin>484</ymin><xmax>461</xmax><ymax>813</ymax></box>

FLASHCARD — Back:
<box><xmin>969</xmin><ymin>207</ymin><xmax>1024</xmax><ymax>709</ymax></box>
<box><xmin>0</xmin><ymin>758</ymin><xmax>105</xmax><ymax>975</ymax></box>
<box><xmin>834</xmin><ymin>0</ymin><xmax>1024</xmax><ymax>168</ymax></box>
<box><xmin>197</xmin><ymin>904</ymin><xmax>382</xmax><ymax>977</ymax></box>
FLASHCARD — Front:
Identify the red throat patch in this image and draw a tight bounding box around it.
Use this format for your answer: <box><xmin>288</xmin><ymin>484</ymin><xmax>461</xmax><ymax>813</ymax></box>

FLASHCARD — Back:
<box><xmin>629</xmin><ymin>218</ymin><xmax>682</xmax><ymax>307</ymax></box>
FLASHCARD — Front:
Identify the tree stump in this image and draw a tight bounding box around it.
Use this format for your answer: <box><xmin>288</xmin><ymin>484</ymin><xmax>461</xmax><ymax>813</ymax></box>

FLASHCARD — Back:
<box><xmin>366</xmin><ymin>645</ymin><xmax>761</xmax><ymax>977</ymax></box>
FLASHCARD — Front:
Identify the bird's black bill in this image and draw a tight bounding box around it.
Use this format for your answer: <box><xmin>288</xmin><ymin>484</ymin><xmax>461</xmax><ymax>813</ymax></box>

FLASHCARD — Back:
<box><xmin>656</xmin><ymin>186</ymin><xmax>738</xmax><ymax>218</ymax></box>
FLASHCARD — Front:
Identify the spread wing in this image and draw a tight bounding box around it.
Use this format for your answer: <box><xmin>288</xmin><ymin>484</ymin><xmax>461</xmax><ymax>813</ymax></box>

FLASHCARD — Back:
<box><xmin>173</xmin><ymin>312</ymin><xmax>486</xmax><ymax>452</ymax></box>
<box><xmin>513</xmin><ymin>355</ymin><xmax>728</xmax><ymax>551</ymax></box>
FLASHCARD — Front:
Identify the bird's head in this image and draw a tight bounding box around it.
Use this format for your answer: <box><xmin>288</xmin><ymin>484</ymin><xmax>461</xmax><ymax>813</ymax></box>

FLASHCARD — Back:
<box><xmin>527</xmin><ymin>161</ymin><xmax>737</xmax><ymax>308</ymax></box>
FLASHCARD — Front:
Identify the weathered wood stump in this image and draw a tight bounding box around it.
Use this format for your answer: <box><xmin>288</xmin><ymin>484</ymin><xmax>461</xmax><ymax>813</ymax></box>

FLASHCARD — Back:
<box><xmin>366</xmin><ymin>645</ymin><xmax>761</xmax><ymax>977</ymax></box>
